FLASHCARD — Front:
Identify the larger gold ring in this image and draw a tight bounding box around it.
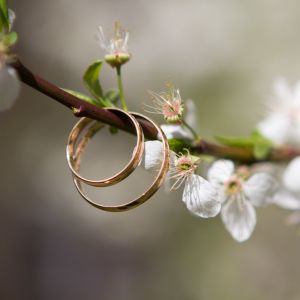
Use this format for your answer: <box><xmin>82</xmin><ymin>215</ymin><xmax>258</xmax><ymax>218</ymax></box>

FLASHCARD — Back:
<box><xmin>66</xmin><ymin>107</ymin><xmax>144</xmax><ymax>187</ymax></box>
<box><xmin>72</xmin><ymin>112</ymin><xmax>170</xmax><ymax>212</ymax></box>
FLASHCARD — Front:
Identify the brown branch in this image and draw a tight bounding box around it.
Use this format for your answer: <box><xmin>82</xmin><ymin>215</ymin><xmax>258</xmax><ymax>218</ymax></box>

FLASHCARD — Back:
<box><xmin>10</xmin><ymin>59</ymin><xmax>300</xmax><ymax>163</ymax></box>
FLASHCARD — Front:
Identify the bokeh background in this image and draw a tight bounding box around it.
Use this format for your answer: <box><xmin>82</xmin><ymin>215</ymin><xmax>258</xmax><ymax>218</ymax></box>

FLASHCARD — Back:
<box><xmin>2</xmin><ymin>0</ymin><xmax>300</xmax><ymax>299</ymax></box>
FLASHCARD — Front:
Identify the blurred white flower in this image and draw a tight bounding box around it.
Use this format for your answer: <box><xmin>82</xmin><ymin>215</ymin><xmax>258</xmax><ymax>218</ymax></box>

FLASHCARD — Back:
<box><xmin>208</xmin><ymin>160</ymin><xmax>276</xmax><ymax>242</ymax></box>
<box><xmin>142</xmin><ymin>140</ymin><xmax>221</xmax><ymax>218</ymax></box>
<box><xmin>257</xmin><ymin>78</ymin><xmax>300</xmax><ymax>146</ymax></box>
<box><xmin>97</xmin><ymin>22</ymin><xmax>130</xmax><ymax>67</ymax></box>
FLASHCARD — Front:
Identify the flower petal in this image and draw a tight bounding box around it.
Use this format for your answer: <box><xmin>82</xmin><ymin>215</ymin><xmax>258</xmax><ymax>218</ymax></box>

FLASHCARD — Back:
<box><xmin>0</xmin><ymin>66</ymin><xmax>20</xmax><ymax>111</ymax></box>
<box><xmin>141</xmin><ymin>141</ymin><xmax>176</xmax><ymax>170</ymax></box>
<box><xmin>283</xmin><ymin>157</ymin><xmax>300</xmax><ymax>192</ymax></box>
<box><xmin>273</xmin><ymin>188</ymin><xmax>300</xmax><ymax>210</ymax></box>
<box><xmin>141</xmin><ymin>141</ymin><xmax>164</xmax><ymax>170</ymax></box>
<box><xmin>256</xmin><ymin>113</ymin><xmax>291</xmax><ymax>145</ymax></box>
<box><xmin>221</xmin><ymin>196</ymin><xmax>256</xmax><ymax>242</ymax></box>
<box><xmin>160</xmin><ymin>124</ymin><xmax>192</xmax><ymax>140</ymax></box>
<box><xmin>182</xmin><ymin>174</ymin><xmax>221</xmax><ymax>218</ymax></box>
<box><xmin>243</xmin><ymin>173</ymin><xmax>277</xmax><ymax>207</ymax></box>
<box><xmin>207</xmin><ymin>159</ymin><xmax>234</xmax><ymax>187</ymax></box>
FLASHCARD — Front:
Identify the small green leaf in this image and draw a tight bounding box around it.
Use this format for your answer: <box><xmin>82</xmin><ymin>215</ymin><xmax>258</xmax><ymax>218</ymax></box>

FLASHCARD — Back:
<box><xmin>251</xmin><ymin>129</ymin><xmax>273</xmax><ymax>160</ymax></box>
<box><xmin>215</xmin><ymin>135</ymin><xmax>254</xmax><ymax>147</ymax></box>
<box><xmin>253</xmin><ymin>143</ymin><xmax>272</xmax><ymax>160</ymax></box>
<box><xmin>216</xmin><ymin>130</ymin><xmax>273</xmax><ymax>160</ymax></box>
<box><xmin>83</xmin><ymin>60</ymin><xmax>115</xmax><ymax>107</ymax></box>
<box><xmin>4</xmin><ymin>31</ymin><xmax>17</xmax><ymax>46</ymax></box>
<box><xmin>63</xmin><ymin>88</ymin><xmax>102</xmax><ymax>106</ymax></box>
<box><xmin>83</xmin><ymin>60</ymin><xmax>104</xmax><ymax>100</ymax></box>
<box><xmin>168</xmin><ymin>138</ymin><xmax>191</xmax><ymax>153</ymax></box>
<box><xmin>104</xmin><ymin>89</ymin><xmax>119</xmax><ymax>104</ymax></box>
<box><xmin>0</xmin><ymin>0</ymin><xmax>9</xmax><ymax>32</ymax></box>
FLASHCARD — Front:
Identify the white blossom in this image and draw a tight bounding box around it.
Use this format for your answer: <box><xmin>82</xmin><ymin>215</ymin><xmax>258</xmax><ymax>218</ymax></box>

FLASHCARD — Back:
<box><xmin>146</xmin><ymin>86</ymin><xmax>184</xmax><ymax>124</ymax></box>
<box><xmin>257</xmin><ymin>78</ymin><xmax>300</xmax><ymax>146</ymax></box>
<box><xmin>97</xmin><ymin>22</ymin><xmax>130</xmax><ymax>67</ymax></box>
<box><xmin>142</xmin><ymin>141</ymin><xmax>221</xmax><ymax>218</ymax></box>
<box><xmin>208</xmin><ymin>160</ymin><xmax>276</xmax><ymax>242</ymax></box>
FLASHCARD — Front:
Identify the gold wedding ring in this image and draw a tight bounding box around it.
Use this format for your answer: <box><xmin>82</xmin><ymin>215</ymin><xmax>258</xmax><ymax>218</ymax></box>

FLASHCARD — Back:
<box><xmin>66</xmin><ymin>108</ymin><xmax>144</xmax><ymax>187</ymax></box>
<box><xmin>71</xmin><ymin>112</ymin><xmax>170</xmax><ymax>212</ymax></box>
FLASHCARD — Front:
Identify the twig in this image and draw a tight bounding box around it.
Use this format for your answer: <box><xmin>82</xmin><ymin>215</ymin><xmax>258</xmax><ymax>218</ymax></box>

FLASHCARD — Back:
<box><xmin>9</xmin><ymin>59</ymin><xmax>300</xmax><ymax>163</ymax></box>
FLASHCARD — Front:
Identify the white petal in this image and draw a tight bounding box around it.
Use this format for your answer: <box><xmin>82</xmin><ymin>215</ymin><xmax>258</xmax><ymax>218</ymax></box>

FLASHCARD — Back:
<box><xmin>182</xmin><ymin>174</ymin><xmax>221</xmax><ymax>218</ymax></box>
<box><xmin>283</xmin><ymin>157</ymin><xmax>300</xmax><ymax>192</ymax></box>
<box><xmin>0</xmin><ymin>66</ymin><xmax>20</xmax><ymax>111</ymax></box>
<box><xmin>207</xmin><ymin>159</ymin><xmax>234</xmax><ymax>187</ymax></box>
<box><xmin>160</xmin><ymin>124</ymin><xmax>192</xmax><ymax>139</ymax></box>
<box><xmin>184</xmin><ymin>99</ymin><xmax>197</xmax><ymax>129</ymax></box>
<box><xmin>256</xmin><ymin>114</ymin><xmax>291</xmax><ymax>145</ymax></box>
<box><xmin>273</xmin><ymin>188</ymin><xmax>300</xmax><ymax>210</ymax></box>
<box><xmin>141</xmin><ymin>140</ymin><xmax>176</xmax><ymax>170</ymax></box>
<box><xmin>221</xmin><ymin>197</ymin><xmax>256</xmax><ymax>242</ymax></box>
<box><xmin>243</xmin><ymin>173</ymin><xmax>277</xmax><ymax>207</ymax></box>
<box><xmin>141</xmin><ymin>141</ymin><xmax>164</xmax><ymax>170</ymax></box>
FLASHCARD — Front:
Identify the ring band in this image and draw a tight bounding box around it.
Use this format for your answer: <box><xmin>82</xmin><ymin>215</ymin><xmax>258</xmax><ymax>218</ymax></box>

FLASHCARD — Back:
<box><xmin>72</xmin><ymin>112</ymin><xmax>170</xmax><ymax>212</ymax></box>
<box><xmin>66</xmin><ymin>107</ymin><xmax>144</xmax><ymax>187</ymax></box>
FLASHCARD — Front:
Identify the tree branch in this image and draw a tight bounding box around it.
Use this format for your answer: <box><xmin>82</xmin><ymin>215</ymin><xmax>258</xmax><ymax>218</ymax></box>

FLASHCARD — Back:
<box><xmin>10</xmin><ymin>59</ymin><xmax>300</xmax><ymax>163</ymax></box>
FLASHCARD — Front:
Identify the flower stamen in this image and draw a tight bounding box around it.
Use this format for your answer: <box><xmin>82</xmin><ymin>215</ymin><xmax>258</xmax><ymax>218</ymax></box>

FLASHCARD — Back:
<box><xmin>146</xmin><ymin>87</ymin><xmax>184</xmax><ymax>123</ymax></box>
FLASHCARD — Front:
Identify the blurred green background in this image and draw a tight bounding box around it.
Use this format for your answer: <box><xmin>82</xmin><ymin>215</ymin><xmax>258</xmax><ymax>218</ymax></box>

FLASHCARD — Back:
<box><xmin>1</xmin><ymin>0</ymin><xmax>300</xmax><ymax>299</ymax></box>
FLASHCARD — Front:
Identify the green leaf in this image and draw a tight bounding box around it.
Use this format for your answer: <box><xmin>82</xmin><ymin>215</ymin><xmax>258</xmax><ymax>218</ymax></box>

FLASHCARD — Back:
<box><xmin>215</xmin><ymin>135</ymin><xmax>254</xmax><ymax>147</ymax></box>
<box><xmin>253</xmin><ymin>143</ymin><xmax>272</xmax><ymax>160</ymax></box>
<box><xmin>83</xmin><ymin>60</ymin><xmax>104</xmax><ymax>100</ymax></box>
<box><xmin>216</xmin><ymin>130</ymin><xmax>273</xmax><ymax>160</ymax></box>
<box><xmin>251</xmin><ymin>129</ymin><xmax>273</xmax><ymax>160</ymax></box>
<box><xmin>104</xmin><ymin>89</ymin><xmax>119</xmax><ymax>104</ymax></box>
<box><xmin>168</xmin><ymin>138</ymin><xmax>191</xmax><ymax>153</ymax></box>
<box><xmin>4</xmin><ymin>31</ymin><xmax>17</xmax><ymax>45</ymax></box>
<box><xmin>63</xmin><ymin>88</ymin><xmax>102</xmax><ymax>106</ymax></box>
<box><xmin>83</xmin><ymin>60</ymin><xmax>115</xmax><ymax>107</ymax></box>
<box><xmin>0</xmin><ymin>0</ymin><xmax>9</xmax><ymax>32</ymax></box>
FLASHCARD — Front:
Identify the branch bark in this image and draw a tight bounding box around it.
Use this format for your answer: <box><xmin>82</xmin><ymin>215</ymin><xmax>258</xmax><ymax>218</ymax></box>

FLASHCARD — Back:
<box><xmin>10</xmin><ymin>59</ymin><xmax>300</xmax><ymax>163</ymax></box>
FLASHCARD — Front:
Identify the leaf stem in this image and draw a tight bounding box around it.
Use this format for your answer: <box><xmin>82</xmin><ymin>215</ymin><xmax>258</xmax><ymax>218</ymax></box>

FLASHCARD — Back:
<box><xmin>116</xmin><ymin>66</ymin><xmax>128</xmax><ymax>111</ymax></box>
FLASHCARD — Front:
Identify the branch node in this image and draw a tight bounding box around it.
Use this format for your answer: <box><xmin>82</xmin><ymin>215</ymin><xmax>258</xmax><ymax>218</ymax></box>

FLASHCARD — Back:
<box><xmin>72</xmin><ymin>106</ymin><xmax>83</xmax><ymax>117</ymax></box>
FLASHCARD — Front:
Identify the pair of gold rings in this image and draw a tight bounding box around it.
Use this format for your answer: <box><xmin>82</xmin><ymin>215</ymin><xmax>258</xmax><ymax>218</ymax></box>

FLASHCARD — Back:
<box><xmin>66</xmin><ymin>108</ymin><xmax>170</xmax><ymax>212</ymax></box>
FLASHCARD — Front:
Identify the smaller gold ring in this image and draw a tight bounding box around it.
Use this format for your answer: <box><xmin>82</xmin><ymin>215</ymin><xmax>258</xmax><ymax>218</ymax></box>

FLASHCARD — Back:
<box><xmin>73</xmin><ymin>113</ymin><xmax>170</xmax><ymax>212</ymax></box>
<box><xmin>66</xmin><ymin>108</ymin><xmax>144</xmax><ymax>187</ymax></box>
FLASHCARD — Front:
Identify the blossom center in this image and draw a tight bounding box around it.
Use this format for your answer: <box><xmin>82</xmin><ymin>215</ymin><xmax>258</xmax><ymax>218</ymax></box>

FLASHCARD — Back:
<box><xmin>162</xmin><ymin>100</ymin><xmax>183</xmax><ymax>120</ymax></box>
<box><xmin>225</xmin><ymin>175</ymin><xmax>242</xmax><ymax>195</ymax></box>
<box><xmin>175</xmin><ymin>156</ymin><xmax>197</xmax><ymax>176</ymax></box>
